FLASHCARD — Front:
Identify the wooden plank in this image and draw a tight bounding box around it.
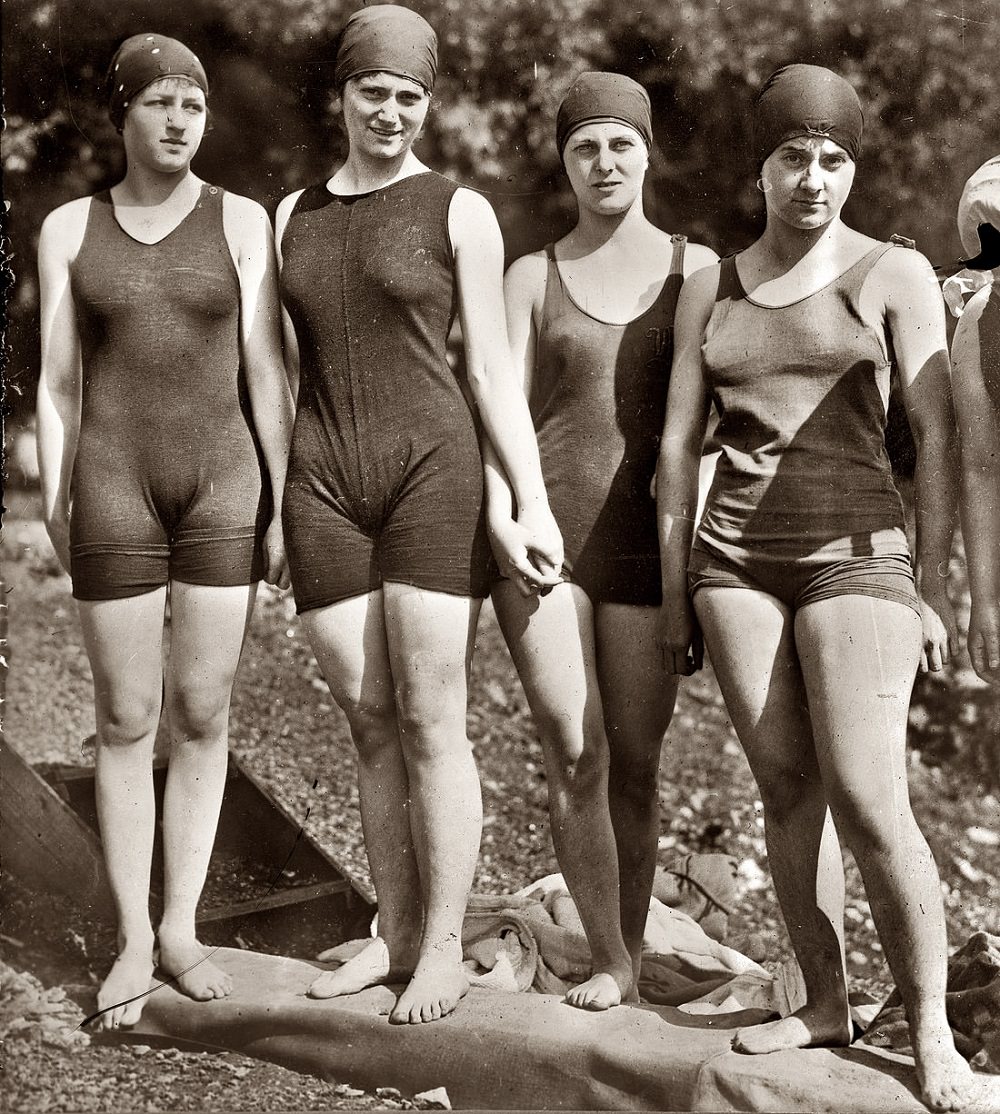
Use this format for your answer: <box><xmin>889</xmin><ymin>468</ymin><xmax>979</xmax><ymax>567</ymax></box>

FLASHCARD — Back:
<box><xmin>227</xmin><ymin>753</ymin><xmax>374</xmax><ymax>906</ymax></box>
<box><xmin>196</xmin><ymin>879</ymin><xmax>354</xmax><ymax>923</ymax></box>
<box><xmin>0</xmin><ymin>738</ymin><xmax>113</xmax><ymax>916</ymax></box>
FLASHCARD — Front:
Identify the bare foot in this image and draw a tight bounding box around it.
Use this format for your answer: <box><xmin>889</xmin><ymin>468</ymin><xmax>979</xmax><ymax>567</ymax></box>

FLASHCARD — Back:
<box><xmin>157</xmin><ymin>933</ymin><xmax>233</xmax><ymax>1002</ymax></box>
<box><xmin>733</xmin><ymin>1002</ymin><xmax>851</xmax><ymax>1054</ymax></box>
<box><xmin>95</xmin><ymin>945</ymin><xmax>156</xmax><ymax>1031</ymax></box>
<box><xmin>308</xmin><ymin>936</ymin><xmax>416</xmax><ymax>999</ymax></box>
<box><xmin>564</xmin><ymin>966</ymin><xmax>633</xmax><ymax>1011</ymax></box>
<box><xmin>389</xmin><ymin>950</ymin><xmax>469</xmax><ymax>1024</ymax></box>
<box><xmin>915</xmin><ymin>1031</ymin><xmax>980</xmax><ymax>1112</ymax></box>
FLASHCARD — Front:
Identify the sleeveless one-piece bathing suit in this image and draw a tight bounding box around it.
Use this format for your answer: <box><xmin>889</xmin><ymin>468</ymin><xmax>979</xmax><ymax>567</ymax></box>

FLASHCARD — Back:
<box><xmin>527</xmin><ymin>236</ymin><xmax>686</xmax><ymax>606</ymax></box>
<box><xmin>69</xmin><ymin>184</ymin><xmax>267</xmax><ymax>601</ymax></box>
<box><xmin>279</xmin><ymin>172</ymin><xmax>490</xmax><ymax>612</ymax></box>
<box><xmin>689</xmin><ymin>242</ymin><xmax>919</xmax><ymax>615</ymax></box>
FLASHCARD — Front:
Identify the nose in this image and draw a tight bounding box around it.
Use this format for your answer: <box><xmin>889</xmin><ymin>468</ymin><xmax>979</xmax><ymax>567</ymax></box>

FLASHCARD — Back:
<box><xmin>595</xmin><ymin>145</ymin><xmax>615</xmax><ymax>173</ymax></box>
<box><xmin>800</xmin><ymin>158</ymin><xmax>822</xmax><ymax>190</ymax></box>
<box><xmin>376</xmin><ymin>99</ymin><xmax>399</xmax><ymax>123</ymax></box>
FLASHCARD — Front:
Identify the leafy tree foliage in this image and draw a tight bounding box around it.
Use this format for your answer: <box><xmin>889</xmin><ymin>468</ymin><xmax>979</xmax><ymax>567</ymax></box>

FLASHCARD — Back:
<box><xmin>4</xmin><ymin>0</ymin><xmax>1000</xmax><ymax>419</ymax></box>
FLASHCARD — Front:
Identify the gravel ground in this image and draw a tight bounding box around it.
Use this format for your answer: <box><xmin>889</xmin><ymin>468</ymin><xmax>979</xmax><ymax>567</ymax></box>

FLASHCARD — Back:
<box><xmin>3</xmin><ymin>485</ymin><xmax>998</xmax><ymax>1111</ymax></box>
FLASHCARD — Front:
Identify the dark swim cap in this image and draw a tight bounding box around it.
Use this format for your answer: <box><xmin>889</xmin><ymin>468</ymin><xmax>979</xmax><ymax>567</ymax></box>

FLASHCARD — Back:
<box><xmin>334</xmin><ymin>5</ymin><xmax>438</xmax><ymax>93</ymax></box>
<box><xmin>107</xmin><ymin>34</ymin><xmax>208</xmax><ymax>130</ymax></box>
<box><xmin>752</xmin><ymin>64</ymin><xmax>863</xmax><ymax>166</ymax></box>
<box><xmin>556</xmin><ymin>72</ymin><xmax>652</xmax><ymax>157</ymax></box>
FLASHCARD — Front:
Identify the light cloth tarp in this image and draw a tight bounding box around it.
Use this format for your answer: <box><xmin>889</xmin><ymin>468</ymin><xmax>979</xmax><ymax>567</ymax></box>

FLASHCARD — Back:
<box><xmin>130</xmin><ymin>948</ymin><xmax>999</xmax><ymax>1111</ymax></box>
<box><xmin>126</xmin><ymin>883</ymin><xmax>1000</xmax><ymax>1109</ymax></box>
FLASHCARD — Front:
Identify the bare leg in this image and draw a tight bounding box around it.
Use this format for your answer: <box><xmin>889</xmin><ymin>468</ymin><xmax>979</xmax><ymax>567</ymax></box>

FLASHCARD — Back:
<box><xmin>79</xmin><ymin>589</ymin><xmax>167</xmax><ymax>1030</ymax></box>
<box><xmin>381</xmin><ymin>584</ymin><xmax>483</xmax><ymax>1023</ymax></box>
<box><xmin>797</xmin><ymin>597</ymin><xmax>977</xmax><ymax>1112</ymax></box>
<box><xmin>494</xmin><ymin>581</ymin><xmax>633</xmax><ymax>1009</ymax></box>
<box><xmin>156</xmin><ymin>581</ymin><xmax>256</xmax><ymax>1002</ymax></box>
<box><xmin>302</xmin><ymin>591</ymin><xmax>423</xmax><ymax>998</ymax></box>
<box><xmin>596</xmin><ymin>603</ymin><xmax>677</xmax><ymax>988</ymax></box>
<box><xmin>694</xmin><ymin>587</ymin><xmax>851</xmax><ymax>1053</ymax></box>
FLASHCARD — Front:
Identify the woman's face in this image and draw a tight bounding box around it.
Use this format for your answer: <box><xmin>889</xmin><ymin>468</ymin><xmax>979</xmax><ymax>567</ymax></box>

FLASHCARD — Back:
<box><xmin>760</xmin><ymin>135</ymin><xmax>855</xmax><ymax>230</ymax></box>
<box><xmin>122</xmin><ymin>77</ymin><xmax>207</xmax><ymax>173</ymax></box>
<box><xmin>562</xmin><ymin>121</ymin><xmax>649</xmax><ymax>217</ymax></box>
<box><xmin>341</xmin><ymin>71</ymin><xmax>430</xmax><ymax>160</ymax></box>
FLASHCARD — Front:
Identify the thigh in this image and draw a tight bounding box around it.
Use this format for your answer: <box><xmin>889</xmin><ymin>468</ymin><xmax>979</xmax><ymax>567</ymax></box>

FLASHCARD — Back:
<box><xmin>382</xmin><ymin>583</ymin><xmax>481</xmax><ymax>728</ymax></box>
<box><xmin>493</xmin><ymin>579</ymin><xmax>602</xmax><ymax>729</ymax></box>
<box><xmin>794</xmin><ymin>595</ymin><xmax>921</xmax><ymax>801</ymax></box>
<box><xmin>78</xmin><ymin>589</ymin><xmax>168</xmax><ymax>716</ymax></box>
<box><xmin>300</xmin><ymin>591</ymin><xmax>395</xmax><ymax>721</ymax></box>
<box><xmin>165</xmin><ymin>581</ymin><xmax>257</xmax><ymax>702</ymax></box>
<box><xmin>693</xmin><ymin>586</ymin><xmax>816</xmax><ymax>780</ymax></box>
<box><xmin>595</xmin><ymin>603</ymin><xmax>676</xmax><ymax>754</ymax></box>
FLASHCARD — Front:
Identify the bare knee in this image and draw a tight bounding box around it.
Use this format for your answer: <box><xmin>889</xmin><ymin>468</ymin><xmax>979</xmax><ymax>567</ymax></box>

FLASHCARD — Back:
<box><xmin>98</xmin><ymin>689</ymin><xmax>160</xmax><ymax>749</ymax></box>
<box><xmin>758</xmin><ymin>766</ymin><xmax>824</xmax><ymax>826</ymax></box>
<box><xmin>608</xmin><ymin>751</ymin><xmax>659</xmax><ymax>812</ymax></box>
<box><xmin>168</xmin><ymin>681</ymin><xmax>232</xmax><ymax>744</ymax></box>
<box><xmin>537</xmin><ymin>710</ymin><xmax>609</xmax><ymax>794</ymax></box>
<box><xmin>344</xmin><ymin>697</ymin><xmax>400</xmax><ymax>759</ymax></box>
<box><xmin>831</xmin><ymin>790</ymin><xmax>919</xmax><ymax>861</ymax></box>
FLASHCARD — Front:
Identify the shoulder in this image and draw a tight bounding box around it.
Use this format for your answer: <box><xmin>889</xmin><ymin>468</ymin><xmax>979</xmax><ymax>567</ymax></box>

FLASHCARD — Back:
<box><xmin>449</xmin><ymin>185</ymin><xmax>497</xmax><ymax>223</ymax></box>
<box><xmin>681</xmin><ymin>241</ymin><xmax>719</xmax><ymax>278</ymax></box>
<box><xmin>448</xmin><ymin>186</ymin><xmax>501</xmax><ymax>251</ymax></box>
<box><xmin>872</xmin><ymin>240</ymin><xmax>937</xmax><ymax>287</ymax></box>
<box><xmin>504</xmin><ymin>250</ymin><xmax>548</xmax><ymax>303</ymax></box>
<box><xmin>680</xmin><ymin>259</ymin><xmax>723</xmax><ymax>300</ymax></box>
<box><xmin>39</xmin><ymin>196</ymin><xmax>92</xmax><ymax>263</ymax></box>
<box><xmin>221</xmin><ymin>190</ymin><xmax>268</xmax><ymax>223</ymax></box>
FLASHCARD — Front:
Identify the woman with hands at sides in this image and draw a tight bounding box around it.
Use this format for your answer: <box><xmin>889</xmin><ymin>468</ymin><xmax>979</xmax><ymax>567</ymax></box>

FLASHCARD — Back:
<box><xmin>486</xmin><ymin>72</ymin><xmax>717</xmax><ymax>1010</ymax></box>
<box><xmin>36</xmin><ymin>34</ymin><xmax>293</xmax><ymax>1031</ymax></box>
<box><xmin>950</xmin><ymin>157</ymin><xmax>1000</xmax><ymax>685</ymax></box>
<box><xmin>656</xmin><ymin>64</ymin><xmax>979</xmax><ymax>1112</ymax></box>
<box><xmin>274</xmin><ymin>5</ymin><xmax>562</xmax><ymax>1025</ymax></box>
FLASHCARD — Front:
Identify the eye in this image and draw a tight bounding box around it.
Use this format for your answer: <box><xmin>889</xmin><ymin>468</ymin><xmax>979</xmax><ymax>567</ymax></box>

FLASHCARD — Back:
<box><xmin>611</xmin><ymin>139</ymin><xmax>635</xmax><ymax>151</ymax></box>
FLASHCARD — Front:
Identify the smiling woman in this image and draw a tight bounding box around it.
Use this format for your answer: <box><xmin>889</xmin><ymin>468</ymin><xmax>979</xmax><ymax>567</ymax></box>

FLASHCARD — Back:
<box><xmin>34</xmin><ymin>32</ymin><xmax>293</xmax><ymax>1036</ymax></box>
<box><xmin>274</xmin><ymin>3</ymin><xmax>562</xmax><ymax>1026</ymax></box>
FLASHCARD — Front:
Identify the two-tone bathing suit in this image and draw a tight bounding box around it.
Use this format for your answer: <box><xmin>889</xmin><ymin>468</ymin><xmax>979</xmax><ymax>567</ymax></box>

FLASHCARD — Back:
<box><xmin>527</xmin><ymin>236</ymin><xmax>687</xmax><ymax>606</ymax></box>
<box><xmin>689</xmin><ymin>241</ymin><xmax>920</xmax><ymax>615</ymax></box>
<box><xmin>279</xmin><ymin>172</ymin><xmax>490</xmax><ymax>612</ymax></box>
<box><xmin>69</xmin><ymin>184</ymin><xmax>267</xmax><ymax>601</ymax></box>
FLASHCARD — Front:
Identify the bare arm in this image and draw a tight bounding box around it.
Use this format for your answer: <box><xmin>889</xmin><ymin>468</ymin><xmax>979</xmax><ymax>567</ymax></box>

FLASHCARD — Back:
<box><xmin>36</xmin><ymin>201</ymin><xmax>88</xmax><ymax>573</ymax></box>
<box><xmin>883</xmin><ymin>248</ymin><xmax>960</xmax><ymax>672</ymax></box>
<box><xmin>655</xmin><ymin>264</ymin><xmax>718</xmax><ymax>675</ymax></box>
<box><xmin>224</xmin><ymin>193</ymin><xmax>295</xmax><ymax>588</ymax></box>
<box><xmin>951</xmin><ymin>283</ymin><xmax>1000</xmax><ymax>682</ymax></box>
<box><xmin>449</xmin><ymin>189</ymin><xmax>562</xmax><ymax>579</ymax></box>
<box><xmin>274</xmin><ymin>191</ymin><xmax>304</xmax><ymax>402</ymax></box>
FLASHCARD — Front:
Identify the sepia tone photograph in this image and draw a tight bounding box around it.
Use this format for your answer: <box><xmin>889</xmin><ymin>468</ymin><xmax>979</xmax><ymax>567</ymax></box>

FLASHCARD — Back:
<box><xmin>2</xmin><ymin>0</ymin><xmax>999</xmax><ymax>1110</ymax></box>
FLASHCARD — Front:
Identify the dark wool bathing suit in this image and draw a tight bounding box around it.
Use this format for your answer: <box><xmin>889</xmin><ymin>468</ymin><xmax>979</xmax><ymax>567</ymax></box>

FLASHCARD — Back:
<box><xmin>69</xmin><ymin>185</ymin><xmax>267</xmax><ymax>601</ymax></box>
<box><xmin>280</xmin><ymin>172</ymin><xmax>490</xmax><ymax>612</ymax></box>
<box><xmin>526</xmin><ymin>236</ymin><xmax>686</xmax><ymax>606</ymax></box>
<box><xmin>689</xmin><ymin>242</ymin><xmax>920</xmax><ymax>616</ymax></box>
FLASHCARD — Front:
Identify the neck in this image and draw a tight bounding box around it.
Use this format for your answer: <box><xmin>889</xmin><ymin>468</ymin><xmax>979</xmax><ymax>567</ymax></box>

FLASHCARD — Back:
<box><xmin>759</xmin><ymin>216</ymin><xmax>842</xmax><ymax>267</ymax></box>
<box><xmin>335</xmin><ymin>148</ymin><xmax>425</xmax><ymax>193</ymax></box>
<box><xmin>571</xmin><ymin>197</ymin><xmax>650</xmax><ymax>252</ymax></box>
<box><xmin>119</xmin><ymin>164</ymin><xmax>196</xmax><ymax>206</ymax></box>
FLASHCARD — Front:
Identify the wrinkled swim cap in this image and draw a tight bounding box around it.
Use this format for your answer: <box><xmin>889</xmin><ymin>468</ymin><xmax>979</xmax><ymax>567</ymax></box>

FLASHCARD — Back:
<box><xmin>556</xmin><ymin>72</ymin><xmax>652</xmax><ymax>157</ymax></box>
<box><xmin>752</xmin><ymin>64</ymin><xmax>863</xmax><ymax>166</ymax></box>
<box><xmin>107</xmin><ymin>34</ymin><xmax>208</xmax><ymax>131</ymax></box>
<box><xmin>334</xmin><ymin>4</ymin><xmax>438</xmax><ymax>93</ymax></box>
<box><xmin>957</xmin><ymin>156</ymin><xmax>1000</xmax><ymax>268</ymax></box>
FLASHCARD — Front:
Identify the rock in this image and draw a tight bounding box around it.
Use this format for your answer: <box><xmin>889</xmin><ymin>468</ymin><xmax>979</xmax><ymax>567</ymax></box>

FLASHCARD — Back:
<box><xmin>415</xmin><ymin>1086</ymin><xmax>452</xmax><ymax>1109</ymax></box>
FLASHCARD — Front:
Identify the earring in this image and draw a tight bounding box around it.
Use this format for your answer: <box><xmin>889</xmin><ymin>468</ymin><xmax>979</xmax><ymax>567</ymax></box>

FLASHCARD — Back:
<box><xmin>756</xmin><ymin>177</ymin><xmax>766</xmax><ymax>193</ymax></box>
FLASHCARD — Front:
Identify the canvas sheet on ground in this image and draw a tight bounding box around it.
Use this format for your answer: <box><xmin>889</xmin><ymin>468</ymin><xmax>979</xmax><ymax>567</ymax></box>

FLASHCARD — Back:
<box><xmin>126</xmin><ymin>946</ymin><xmax>979</xmax><ymax>1113</ymax></box>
